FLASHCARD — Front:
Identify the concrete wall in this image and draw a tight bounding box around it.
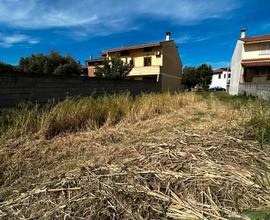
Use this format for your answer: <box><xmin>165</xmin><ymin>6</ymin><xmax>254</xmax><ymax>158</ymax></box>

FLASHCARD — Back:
<box><xmin>0</xmin><ymin>72</ymin><xmax>161</xmax><ymax>107</ymax></box>
<box><xmin>230</xmin><ymin>40</ymin><xmax>244</xmax><ymax>95</ymax></box>
<box><xmin>239</xmin><ymin>83</ymin><xmax>270</xmax><ymax>101</ymax></box>
<box><xmin>160</xmin><ymin>41</ymin><xmax>182</xmax><ymax>92</ymax></box>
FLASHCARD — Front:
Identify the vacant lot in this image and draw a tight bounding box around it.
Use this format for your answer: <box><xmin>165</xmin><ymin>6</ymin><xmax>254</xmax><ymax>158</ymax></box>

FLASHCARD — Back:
<box><xmin>0</xmin><ymin>93</ymin><xmax>269</xmax><ymax>219</ymax></box>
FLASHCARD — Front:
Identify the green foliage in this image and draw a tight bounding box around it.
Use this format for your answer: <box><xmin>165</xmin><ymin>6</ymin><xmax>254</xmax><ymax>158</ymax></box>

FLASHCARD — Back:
<box><xmin>0</xmin><ymin>61</ymin><xmax>16</xmax><ymax>73</ymax></box>
<box><xmin>182</xmin><ymin>66</ymin><xmax>197</xmax><ymax>90</ymax></box>
<box><xmin>18</xmin><ymin>51</ymin><xmax>80</xmax><ymax>76</ymax></box>
<box><xmin>95</xmin><ymin>57</ymin><xmax>133</xmax><ymax>79</ymax></box>
<box><xmin>197</xmin><ymin>64</ymin><xmax>213</xmax><ymax>90</ymax></box>
<box><xmin>231</xmin><ymin>210</ymin><xmax>270</xmax><ymax>220</ymax></box>
<box><xmin>182</xmin><ymin>64</ymin><xmax>213</xmax><ymax>90</ymax></box>
<box><xmin>246</xmin><ymin>101</ymin><xmax>270</xmax><ymax>144</ymax></box>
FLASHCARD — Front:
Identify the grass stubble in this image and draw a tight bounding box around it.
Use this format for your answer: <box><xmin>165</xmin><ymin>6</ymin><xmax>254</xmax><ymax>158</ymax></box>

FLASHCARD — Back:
<box><xmin>0</xmin><ymin>92</ymin><xmax>269</xmax><ymax>219</ymax></box>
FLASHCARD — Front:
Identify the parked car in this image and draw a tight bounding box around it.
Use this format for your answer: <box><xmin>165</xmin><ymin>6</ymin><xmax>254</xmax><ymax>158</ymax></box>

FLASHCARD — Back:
<box><xmin>209</xmin><ymin>86</ymin><xmax>226</xmax><ymax>92</ymax></box>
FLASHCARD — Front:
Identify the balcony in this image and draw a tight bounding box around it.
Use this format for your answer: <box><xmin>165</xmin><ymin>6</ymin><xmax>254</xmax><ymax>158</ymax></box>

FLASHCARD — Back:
<box><xmin>127</xmin><ymin>65</ymin><xmax>161</xmax><ymax>77</ymax></box>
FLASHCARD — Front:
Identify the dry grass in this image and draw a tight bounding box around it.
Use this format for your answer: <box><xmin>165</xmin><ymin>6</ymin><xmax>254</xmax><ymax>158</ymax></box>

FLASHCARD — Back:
<box><xmin>0</xmin><ymin>92</ymin><xmax>270</xmax><ymax>219</ymax></box>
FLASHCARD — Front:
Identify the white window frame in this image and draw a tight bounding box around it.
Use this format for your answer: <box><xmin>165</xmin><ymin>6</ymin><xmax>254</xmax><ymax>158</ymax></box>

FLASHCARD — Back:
<box><xmin>260</xmin><ymin>44</ymin><xmax>270</xmax><ymax>55</ymax></box>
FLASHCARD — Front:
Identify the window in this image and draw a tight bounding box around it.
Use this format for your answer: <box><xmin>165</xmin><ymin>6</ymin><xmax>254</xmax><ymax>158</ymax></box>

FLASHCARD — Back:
<box><xmin>224</xmin><ymin>74</ymin><xmax>226</xmax><ymax>79</ymax></box>
<box><xmin>260</xmin><ymin>44</ymin><xmax>270</xmax><ymax>55</ymax></box>
<box><xmin>144</xmin><ymin>47</ymin><xmax>152</xmax><ymax>52</ymax></box>
<box><xmin>120</xmin><ymin>50</ymin><xmax>130</xmax><ymax>56</ymax></box>
<box><xmin>218</xmin><ymin>73</ymin><xmax>221</xmax><ymax>79</ymax></box>
<box><xmin>228</xmin><ymin>73</ymin><xmax>231</xmax><ymax>78</ymax></box>
<box><xmin>144</xmin><ymin>57</ymin><xmax>152</xmax><ymax>66</ymax></box>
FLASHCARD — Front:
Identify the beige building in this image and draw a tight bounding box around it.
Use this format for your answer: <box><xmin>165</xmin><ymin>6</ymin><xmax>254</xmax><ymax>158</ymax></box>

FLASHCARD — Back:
<box><xmin>230</xmin><ymin>29</ymin><xmax>270</xmax><ymax>100</ymax></box>
<box><xmin>87</xmin><ymin>33</ymin><xmax>182</xmax><ymax>92</ymax></box>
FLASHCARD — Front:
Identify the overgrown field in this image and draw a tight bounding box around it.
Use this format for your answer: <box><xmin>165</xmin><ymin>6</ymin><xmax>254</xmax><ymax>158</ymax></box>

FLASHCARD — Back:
<box><xmin>0</xmin><ymin>92</ymin><xmax>270</xmax><ymax>219</ymax></box>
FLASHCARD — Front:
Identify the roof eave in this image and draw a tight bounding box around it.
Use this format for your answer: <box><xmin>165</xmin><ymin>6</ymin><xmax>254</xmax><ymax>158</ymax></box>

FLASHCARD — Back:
<box><xmin>101</xmin><ymin>42</ymin><xmax>161</xmax><ymax>54</ymax></box>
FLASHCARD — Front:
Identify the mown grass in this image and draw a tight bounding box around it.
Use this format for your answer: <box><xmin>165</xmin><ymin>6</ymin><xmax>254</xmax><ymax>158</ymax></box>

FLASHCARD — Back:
<box><xmin>0</xmin><ymin>92</ymin><xmax>269</xmax><ymax>143</ymax></box>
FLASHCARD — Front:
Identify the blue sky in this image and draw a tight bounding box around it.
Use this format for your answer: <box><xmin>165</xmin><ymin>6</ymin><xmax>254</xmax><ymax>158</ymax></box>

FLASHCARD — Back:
<box><xmin>0</xmin><ymin>0</ymin><xmax>269</xmax><ymax>69</ymax></box>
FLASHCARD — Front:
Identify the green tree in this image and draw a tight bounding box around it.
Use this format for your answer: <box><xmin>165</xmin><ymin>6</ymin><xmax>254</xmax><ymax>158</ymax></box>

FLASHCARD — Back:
<box><xmin>18</xmin><ymin>51</ymin><xmax>80</xmax><ymax>76</ymax></box>
<box><xmin>44</xmin><ymin>51</ymin><xmax>65</xmax><ymax>74</ymax></box>
<box><xmin>182</xmin><ymin>66</ymin><xmax>198</xmax><ymax>90</ymax></box>
<box><xmin>95</xmin><ymin>59</ymin><xmax>111</xmax><ymax>78</ymax></box>
<box><xmin>0</xmin><ymin>61</ymin><xmax>16</xmax><ymax>73</ymax></box>
<box><xmin>181</xmin><ymin>64</ymin><xmax>213</xmax><ymax>91</ymax></box>
<box><xmin>196</xmin><ymin>64</ymin><xmax>213</xmax><ymax>90</ymax></box>
<box><xmin>95</xmin><ymin>57</ymin><xmax>133</xmax><ymax>79</ymax></box>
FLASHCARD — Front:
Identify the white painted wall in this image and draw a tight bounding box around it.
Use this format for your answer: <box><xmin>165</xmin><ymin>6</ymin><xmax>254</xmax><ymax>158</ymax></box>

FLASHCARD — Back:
<box><xmin>229</xmin><ymin>40</ymin><xmax>244</xmax><ymax>95</ymax></box>
<box><xmin>210</xmin><ymin>71</ymin><xmax>230</xmax><ymax>90</ymax></box>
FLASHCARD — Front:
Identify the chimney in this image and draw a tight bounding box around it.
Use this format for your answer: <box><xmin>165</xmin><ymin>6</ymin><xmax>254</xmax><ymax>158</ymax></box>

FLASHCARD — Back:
<box><xmin>166</xmin><ymin>32</ymin><xmax>171</xmax><ymax>41</ymax></box>
<box><xmin>240</xmin><ymin>28</ymin><xmax>246</xmax><ymax>39</ymax></box>
<box><xmin>89</xmin><ymin>55</ymin><xmax>93</xmax><ymax>60</ymax></box>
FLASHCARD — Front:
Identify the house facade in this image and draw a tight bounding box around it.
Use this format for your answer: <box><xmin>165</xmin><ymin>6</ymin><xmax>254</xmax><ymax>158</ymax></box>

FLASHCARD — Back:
<box><xmin>229</xmin><ymin>29</ymin><xmax>270</xmax><ymax>100</ymax></box>
<box><xmin>210</xmin><ymin>68</ymin><xmax>231</xmax><ymax>90</ymax></box>
<box><xmin>86</xmin><ymin>33</ymin><xmax>182</xmax><ymax>92</ymax></box>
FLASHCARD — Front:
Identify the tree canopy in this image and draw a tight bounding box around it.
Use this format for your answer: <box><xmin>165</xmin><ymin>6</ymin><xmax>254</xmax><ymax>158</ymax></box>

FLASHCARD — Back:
<box><xmin>94</xmin><ymin>57</ymin><xmax>133</xmax><ymax>79</ymax></box>
<box><xmin>0</xmin><ymin>62</ymin><xmax>16</xmax><ymax>73</ymax></box>
<box><xmin>182</xmin><ymin>64</ymin><xmax>213</xmax><ymax>90</ymax></box>
<box><xmin>18</xmin><ymin>51</ymin><xmax>80</xmax><ymax>76</ymax></box>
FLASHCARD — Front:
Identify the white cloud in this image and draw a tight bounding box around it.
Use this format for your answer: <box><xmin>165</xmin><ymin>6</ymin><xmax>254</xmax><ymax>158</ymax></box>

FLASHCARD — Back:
<box><xmin>0</xmin><ymin>0</ymin><xmax>240</xmax><ymax>35</ymax></box>
<box><xmin>0</xmin><ymin>34</ymin><xmax>39</xmax><ymax>48</ymax></box>
<box><xmin>175</xmin><ymin>35</ymin><xmax>211</xmax><ymax>44</ymax></box>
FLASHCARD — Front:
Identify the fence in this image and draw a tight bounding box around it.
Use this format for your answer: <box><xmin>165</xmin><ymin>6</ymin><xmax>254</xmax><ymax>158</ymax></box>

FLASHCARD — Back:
<box><xmin>0</xmin><ymin>72</ymin><xmax>161</xmax><ymax>107</ymax></box>
<box><xmin>239</xmin><ymin>83</ymin><xmax>270</xmax><ymax>101</ymax></box>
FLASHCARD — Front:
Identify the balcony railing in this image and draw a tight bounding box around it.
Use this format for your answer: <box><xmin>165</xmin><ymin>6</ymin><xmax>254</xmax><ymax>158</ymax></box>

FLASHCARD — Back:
<box><xmin>128</xmin><ymin>65</ymin><xmax>161</xmax><ymax>76</ymax></box>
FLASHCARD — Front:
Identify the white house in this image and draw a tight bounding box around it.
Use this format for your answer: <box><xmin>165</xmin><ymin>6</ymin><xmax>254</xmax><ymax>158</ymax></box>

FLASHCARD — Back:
<box><xmin>229</xmin><ymin>29</ymin><xmax>270</xmax><ymax>100</ymax></box>
<box><xmin>210</xmin><ymin>68</ymin><xmax>231</xmax><ymax>90</ymax></box>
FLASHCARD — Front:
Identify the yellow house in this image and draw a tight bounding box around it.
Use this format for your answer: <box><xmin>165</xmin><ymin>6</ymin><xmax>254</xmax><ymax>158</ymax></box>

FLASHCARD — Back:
<box><xmin>230</xmin><ymin>29</ymin><xmax>270</xmax><ymax>100</ymax></box>
<box><xmin>87</xmin><ymin>32</ymin><xmax>182</xmax><ymax>92</ymax></box>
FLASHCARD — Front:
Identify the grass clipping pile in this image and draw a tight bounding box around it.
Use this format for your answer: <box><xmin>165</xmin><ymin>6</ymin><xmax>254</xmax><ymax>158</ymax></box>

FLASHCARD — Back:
<box><xmin>0</xmin><ymin>93</ymin><xmax>270</xmax><ymax>219</ymax></box>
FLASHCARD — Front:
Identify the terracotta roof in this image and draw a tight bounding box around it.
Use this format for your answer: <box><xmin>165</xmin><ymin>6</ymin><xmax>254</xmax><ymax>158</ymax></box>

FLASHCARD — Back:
<box><xmin>241</xmin><ymin>34</ymin><xmax>270</xmax><ymax>43</ymax></box>
<box><xmin>213</xmin><ymin>68</ymin><xmax>231</xmax><ymax>74</ymax></box>
<box><xmin>102</xmin><ymin>42</ymin><xmax>161</xmax><ymax>54</ymax></box>
<box><xmin>242</xmin><ymin>58</ymin><xmax>270</xmax><ymax>67</ymax></box>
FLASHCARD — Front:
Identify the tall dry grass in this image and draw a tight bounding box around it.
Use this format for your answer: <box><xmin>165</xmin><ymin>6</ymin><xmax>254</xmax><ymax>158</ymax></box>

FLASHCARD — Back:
<box><xmin>0</xmin><ymin>93</ymin><xmax>203</xmax><ymax>140</ymax></box>
<box><xmin>200</xmin><ymin>92</ymin><xmax>270</xmax><ymax>144</ymax></box>
<box><xmin>1</xmin><ymin>92</ymin><xmax>269</xmax><ymax>143</ymax></box>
